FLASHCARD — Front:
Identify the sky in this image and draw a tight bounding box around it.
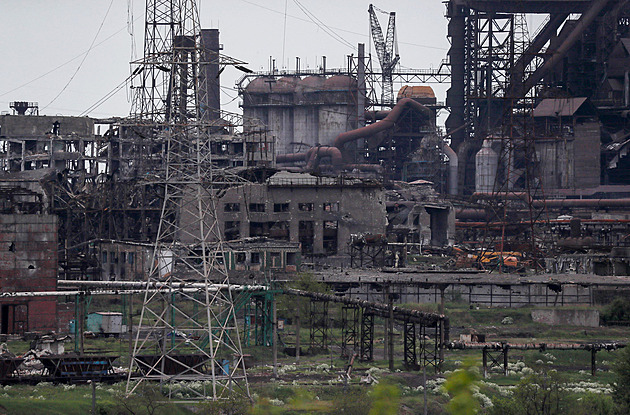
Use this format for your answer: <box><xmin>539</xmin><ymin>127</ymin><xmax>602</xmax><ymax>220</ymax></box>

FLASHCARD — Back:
<box><xmin>0</xmin><ymin>1</ymin><xmax>451</xmax><ymax>120</ymax></box>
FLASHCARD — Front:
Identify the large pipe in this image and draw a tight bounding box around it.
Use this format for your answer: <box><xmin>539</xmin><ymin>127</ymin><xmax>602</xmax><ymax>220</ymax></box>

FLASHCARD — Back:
<box><xmin>443</xmin><ymin>144</ymin><xmax>458</xmax><ymax>195</ymax></box>
<box><xmin>532</xmin><ymin>198</ymin><xmax>630</xmax><ymax>208</ymax></box>
<box><xmin>277</xmin><ymin>98</ymin><xmax>433</xmax><ymax>171</ymax></box>
<box><xmin>276</xmin><ymin>152</ymin><xmax>307</xmax><ymax>164</ymax></box>
<box><xmin>345</xmin><ymin>164</ymin><xmax>384</xmax><ymax>173</ymax></box>
<box><xmin>332</xmin><ymin>98</ymin><xmax>433</xmax><ymax>151</ymax></box>
<box><xmin>521</xmin><ymin>0</ymin><xmax>611</xmax><ymax>96</ymax></box>
<box><xmin>305</xmin><ymin>146</ymin><xmax>344</xmax><ymax>170</ymax></box>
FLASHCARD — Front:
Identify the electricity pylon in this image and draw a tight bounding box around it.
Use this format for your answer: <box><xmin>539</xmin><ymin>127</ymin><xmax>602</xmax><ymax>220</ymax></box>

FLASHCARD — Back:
<box><xmin>126</xmin><ymin>0</ymin><xmax>249</xmax><ymax>400</ymax></box>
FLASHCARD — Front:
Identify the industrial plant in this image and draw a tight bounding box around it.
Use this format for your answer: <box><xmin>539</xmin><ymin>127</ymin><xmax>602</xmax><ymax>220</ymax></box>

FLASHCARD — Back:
<box><xmin>2</xmin><ymin>0</ymin><xmax>630</xmax><ymax>411</ymax></box>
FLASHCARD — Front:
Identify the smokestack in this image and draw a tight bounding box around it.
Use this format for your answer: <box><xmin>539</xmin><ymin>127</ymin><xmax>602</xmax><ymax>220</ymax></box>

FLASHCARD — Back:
<box><xmin>200</xmin><ymin>29</ymin><xmax>221</xmax><ymax>122</ymax></box>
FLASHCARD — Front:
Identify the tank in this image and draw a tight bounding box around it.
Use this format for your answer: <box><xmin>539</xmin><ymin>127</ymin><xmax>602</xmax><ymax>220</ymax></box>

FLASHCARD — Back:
<box><xmin>475</xmin><ymin>140</ymin><xmax>499</xmax><ymax>193</ymax></box>
<box><xmin>294</xmin><ymin>76</ymin><xmax>326</xmax><ymax>149</ymax></box>
<box><xmin>397</xmin><ymin>85</ymin><xmax>437</xmax><ymax>105</ymax></box>
<box><xmin>319</xmin><ymin>75</ymin><xmax>357</xmax><ymax>145</ymax></box>
<box><xmin>240</xmin><ymin>74</ymin><xmax>358</xmax><ymax>155</ymax></box>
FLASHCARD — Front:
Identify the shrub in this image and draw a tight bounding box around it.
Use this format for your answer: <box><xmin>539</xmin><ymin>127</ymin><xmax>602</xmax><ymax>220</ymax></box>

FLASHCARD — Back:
<box><xmin>601</xmin><ymin>297</ymin><xmax>630</xmax><ymax>324</ymax></box>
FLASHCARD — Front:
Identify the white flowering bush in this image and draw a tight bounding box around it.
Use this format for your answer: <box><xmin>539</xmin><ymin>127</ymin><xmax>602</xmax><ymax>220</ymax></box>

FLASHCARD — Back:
<box><xmin>269</xmin><ymin>398</ymin><xmax>284</xmax><ymax>406</ymax></box>
<box><xmin>501</xmin><ymin>316</ymin><xmax>514</xmax><ymax>325</ymax></box>
<box><xmin>473</xmin><ymin>391</ymin><xmax>494</xmax><ymax>408</ymax></box>
<box><xmin>315</xmin><ymin>363</ymin><xmax>330</xmax><ymax>372</ymax></box>
<box><xmin>366</xmin><ymin>366</ymin><xmax>386</xmax><ymax>378</ymax></box>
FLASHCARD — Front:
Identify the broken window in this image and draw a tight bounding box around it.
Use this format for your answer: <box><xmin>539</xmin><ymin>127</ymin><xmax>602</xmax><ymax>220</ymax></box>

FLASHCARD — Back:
<box><xmin>323</xmin><ymin>221</ymin><xmax>338</xmax><ymax>255</ymax></box>
<box><xmin>274</xmin><ymin>203</ymin><xmax>290</xmax><ymax>212</ymax></box>
<box><xmin>224</xmin><ymin>221</ymin><xmax>240</xmax><ymax>240</ymax></box>
<box><xmin>298</xmin><ymin>203</ymin><xmax>314</xmax><ymax>211</ymax></box>
<box><xmin>235</xmin><ymin>252</ymin><xmax>246</xmax><ymax>264</ymax></box>
<box><xmin>250</xmin><ymin>222</ymin><xmax>267</xmax><ymax>237</ymax></box>
<box><xmin>299</xmin><ymin>221</ymin><xmax>314</xmax><ymax>253</ymax></box>
<box><xmin>249</xmin><ymin>203</ymin><xmax>266</xmax><ymax>212</ymax></box>
<box><xmin>269</xmin><ymin>221</ymin><xmax>290</xmax><ymax>241</ymax></box>
<box><xmin>224</xmin><ymin>203</ymin><xmax>240</xmax><ymax>212</ymax></box>
<box><xmin>270</xmin><ymin>252</ymin><xmax>281</xmax><ymax>268</ymax></box>
<box><xmin>323</xmin><ymin>202</ymin><xmax>339</xmax><ymax>212</ymax></box>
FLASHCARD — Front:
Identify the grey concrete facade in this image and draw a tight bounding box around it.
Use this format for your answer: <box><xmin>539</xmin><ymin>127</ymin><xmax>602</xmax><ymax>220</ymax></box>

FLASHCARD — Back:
<box><xmin>217</xmin><ymin>172</ymin><xmax>387</xmax><ymax>255</ymax></box>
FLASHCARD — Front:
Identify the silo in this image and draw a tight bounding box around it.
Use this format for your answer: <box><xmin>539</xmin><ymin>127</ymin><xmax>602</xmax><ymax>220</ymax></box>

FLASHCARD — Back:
<box><xmin>319</xmin><ymin>75</ymin><xmax>357</xmax><ymax>145</ymax></box>
<box><xmin>242</xmin><ymin>76</ymin><xmax>271</xmax><ymax>131</ymax></box>
<box><xmin>475</xmin><ymin>140</ymin><xmax>499</xmax><ymax>193</ymax></box>
<box><xmin>267</xmin><ymin>77</ymin><xmax>298</xmax><ymax>154</ymax></box>
<box><xmin>294</xmin><ymin>76</ymin><xmax>325</xmax><ymax>149</ymax></box>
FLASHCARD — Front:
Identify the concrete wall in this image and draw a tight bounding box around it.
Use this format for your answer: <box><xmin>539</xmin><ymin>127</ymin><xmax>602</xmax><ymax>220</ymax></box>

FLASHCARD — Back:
<box><xmin>217</xmin><ymin>180</ymin><xmax>387</xmax><ymax>255</ymax></box>
<box><xmin>0</xmin><ymin>115</ymin><xmax>93</xmax><ymax>137</ymax></box>
<box><xmin>0</xmin><ymin>214</ymin><xmax>58</xmax><ymax>334</ymax></box>
<box><xmin>531</xmin><ymin>308</ymin><xmax>600</xmax><ymax>327</ymax></box>
<box><xmin>573</xmin><ymin>121</ymin><xmax>601</xmax><ymax>188</ymax></box>
<box><xmin>536</xmin><ymin>138</ymin><xmax>572</xmax><ymax>189</ymax></box>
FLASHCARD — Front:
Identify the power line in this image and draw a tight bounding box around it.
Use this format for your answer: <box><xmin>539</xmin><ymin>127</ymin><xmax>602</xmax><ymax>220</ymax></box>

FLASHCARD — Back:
<box><xmin>237</xmin><ymin>0</ymin><xmax>447</xmax><ymax>51</ymax></box>
<box><xmin>42</xmin><ymin>0</ymin><xmax>115</xmax><ymax>111</ymax></box>
<box><xmin>80</xmin><ymin>75</ymin><xmax>131</xmax><ymax>117</ymax></box>
<box><xmin>0</xmin><ymin>13</ymin><xmax>141</xmax><ymax>101</ymax></box>
<box><xmin>292</xmin><ymin>0</ymin><xmax>355</xmax><ymax>50</ymax></box>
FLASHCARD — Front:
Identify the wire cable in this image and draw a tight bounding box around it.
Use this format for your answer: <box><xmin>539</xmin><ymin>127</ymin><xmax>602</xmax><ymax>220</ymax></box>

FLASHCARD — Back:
<box><xmin>80</xmin><ymin>74</ymin><xmax>132</xmax><ymax>116</ymax></box>
<box><xmin>42</xmin><ymin>0</ymin><xmax>115</xmax><ymax>111</ymax></box>
<box><xmin>292</xmin><ymin>0</ymin><xmax>355</xmax><ymax>50</ymax></box>
<box><xmin>237</xmin><ymin>0</ymin><xmax>447</xmax><ymax>51</ymax></box>
<box><xmin>0</xmin><ymin>13</ymin><xmax>142</xmax><ymax>101</ymax></box>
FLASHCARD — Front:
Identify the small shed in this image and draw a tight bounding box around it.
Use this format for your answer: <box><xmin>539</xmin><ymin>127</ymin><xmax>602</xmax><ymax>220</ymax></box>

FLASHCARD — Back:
<box><xmin>87</xmin><ymin>312</ymin><xmax>125</xmax><ymax>336</ymax></box>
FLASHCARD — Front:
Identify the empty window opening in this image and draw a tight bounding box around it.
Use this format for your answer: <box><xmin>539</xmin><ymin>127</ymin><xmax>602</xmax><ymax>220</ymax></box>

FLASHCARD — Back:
<box><xmin>270</xmin><ymin>252</ymin><xmax>281</xmax><ymax>268</ymax></box>
<box><xmin>298</xmin><ymin>203</ymin><xmax>314</xmax><ymax>212</ymax></box>
<box><xmin>224</xmin><ymin>221</ymin><xmax>240</xmax><ymax>241</ymax></box>
<box><xmin>323</xmin><ymin>202</ymin><xmax>339</xmax><ymax>212</ymax></box>
<box><xmin>224</xmin><ymin>203</ymin><xmax>240</xmax><ymax>212</ymax></box>
<box><xmin>299</xmin><ymin>221</ymin><xmax>314</xmax><ymax>254</ymax></box>
<box><xmin>251</xmin><ymin>252</ymin><xmax>261</xmax><ymax>264</ymax></box>
<box><xmin>235</xmin><ymin>252</ymin><xmax>246</xmax><ymax>264</ymax></box>
<box><xmin>269</xmin><ymin>221</ymin><xmax>290</xmax><ymax>241</ymax></box>
<box><xmin>249</xmin><ymin>203</ymin><xmax>266</xmax><ymax>212</ymax></box>
<box><xmin>323</xmin><ymin>221</ymin><xmax>338</xmax><ymax>255</ymax></box>
<box><xmin>274</xmin><ymin>203</ymin><xmax>290</xmax><ymax>212</ymax></box>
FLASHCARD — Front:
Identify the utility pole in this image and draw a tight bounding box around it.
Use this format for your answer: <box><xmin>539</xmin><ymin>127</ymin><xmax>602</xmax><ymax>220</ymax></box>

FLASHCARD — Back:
<box><xmin>387</xmin><ymin>284</ymin><xmax>394</xmax><ymax>371</ymax></box>
<box><xmin>126</xmin><ymin>0</ymin><xmax>250</xmax><ymax>400</ymax></box>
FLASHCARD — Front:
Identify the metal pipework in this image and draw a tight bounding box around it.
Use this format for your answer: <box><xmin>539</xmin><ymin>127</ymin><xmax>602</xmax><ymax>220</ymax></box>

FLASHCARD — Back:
<box><xmin>58</xmin><ymin>280</ymin><xmax>269</xmax><ymax>291</ymax></box>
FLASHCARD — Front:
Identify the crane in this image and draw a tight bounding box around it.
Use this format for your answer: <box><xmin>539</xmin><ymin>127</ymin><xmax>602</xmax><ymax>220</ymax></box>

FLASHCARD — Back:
<box><xmin>368</xmin><ymin>4</ymin><xmax>400</xmax><ymax>106</ymax></box>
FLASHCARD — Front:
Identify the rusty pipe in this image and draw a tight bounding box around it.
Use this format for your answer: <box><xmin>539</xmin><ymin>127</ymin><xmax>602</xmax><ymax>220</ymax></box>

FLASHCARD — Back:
<box><xmin>305</xmin><ymin>146</ymin><xmax>344</xmax><ymax>170</ymax></box>
<box><xmin>276</xmin><ymin>152</ymin><xmax>308</xmax><ymax>164</ymax></box>
<box><xmin>332</xmin><ymin>98</ymin><xmax>433</xmax><ymax>150</ymax></box>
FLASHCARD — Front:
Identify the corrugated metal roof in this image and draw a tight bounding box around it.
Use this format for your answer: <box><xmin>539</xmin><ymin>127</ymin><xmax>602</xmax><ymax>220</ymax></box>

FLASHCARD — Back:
<box><xmin>533</xmin><ymin>97</ymin><xmax>588</xmax><ymax>117</ymax></box>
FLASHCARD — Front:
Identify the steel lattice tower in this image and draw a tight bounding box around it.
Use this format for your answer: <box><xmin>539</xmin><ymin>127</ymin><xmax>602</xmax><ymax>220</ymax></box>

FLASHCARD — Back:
<box><xmin>126</xmin><ymin>0</ymin><xmax>249</xmax><ymax>400</ymax></box>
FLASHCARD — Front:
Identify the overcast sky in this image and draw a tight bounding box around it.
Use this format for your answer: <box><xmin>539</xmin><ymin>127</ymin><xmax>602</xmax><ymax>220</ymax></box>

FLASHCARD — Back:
<box><xmin>0</xmin><ymin>1</ymin><xmax>452</xmax><ymax>120</ymax></box>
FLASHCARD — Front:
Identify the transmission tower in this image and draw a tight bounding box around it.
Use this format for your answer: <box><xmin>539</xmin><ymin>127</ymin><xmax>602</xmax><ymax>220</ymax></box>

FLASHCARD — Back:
<box><xmin>126</xmin><ymin>0</ymin><xmax>250</xmax><ymax>400</ymax></box>
<box><xmin>369</xmin><ymin>4</ymin><xmax>400</xmax><ymax>107</ymax></box>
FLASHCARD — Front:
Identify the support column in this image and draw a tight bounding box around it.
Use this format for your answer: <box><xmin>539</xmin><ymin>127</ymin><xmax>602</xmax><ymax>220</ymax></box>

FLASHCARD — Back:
<box><xmin>482</xmin><ymin>347</ymin><xmax>488</xmax><ymax>378</ymax></box>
